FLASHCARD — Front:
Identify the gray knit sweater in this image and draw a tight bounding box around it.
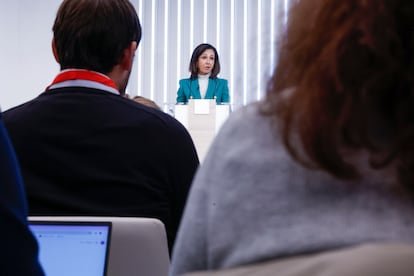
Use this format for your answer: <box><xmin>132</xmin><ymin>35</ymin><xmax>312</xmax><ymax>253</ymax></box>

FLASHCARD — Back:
<box><xmin>170</xmin><ymin>102</ymin><xmax>414</xmax><ymax>275</ymax></box>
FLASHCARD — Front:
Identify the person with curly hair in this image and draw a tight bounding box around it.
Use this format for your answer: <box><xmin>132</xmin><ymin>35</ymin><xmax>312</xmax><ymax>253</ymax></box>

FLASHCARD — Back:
<box><xmin>170</xmin><ymin>0</ymin><xmax>414</xmax><ymax>274</ymax></box>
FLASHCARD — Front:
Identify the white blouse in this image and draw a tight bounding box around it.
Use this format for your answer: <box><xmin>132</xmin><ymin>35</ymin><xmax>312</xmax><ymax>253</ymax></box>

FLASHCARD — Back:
<box><xmin>198</xmin><ymin>73</ymin><xmax>210</xmax><ymax>98</ymax></box>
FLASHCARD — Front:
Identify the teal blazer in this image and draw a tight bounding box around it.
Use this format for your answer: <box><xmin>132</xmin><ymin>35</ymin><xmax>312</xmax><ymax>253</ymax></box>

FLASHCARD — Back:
<box><xmin>176</xmin><ymin>78</ymin><xmax>230</xmax><ymax>104</ymax></box>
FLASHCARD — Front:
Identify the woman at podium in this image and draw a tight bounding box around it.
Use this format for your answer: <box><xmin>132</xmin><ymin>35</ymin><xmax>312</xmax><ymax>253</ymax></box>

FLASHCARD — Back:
<box><xmin>176</xmin><ymin>43</ymin><xmax>229</xmax><ymax>104</ymax></box>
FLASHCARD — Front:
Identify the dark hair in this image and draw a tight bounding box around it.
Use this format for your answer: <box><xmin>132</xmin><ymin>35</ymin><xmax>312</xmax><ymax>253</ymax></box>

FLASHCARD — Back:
<box><xmin>262</xmin><ymin>0</ymin><xmax>414</xmax><ymax>188</ymax></box>
<box><xmin>189</xmin><ymin>43</ymin><xmax>221</xmax><ymax>79</ymax></box>
<box><xmin>53</xmin><ymin>0</ymin><xmax>141</xmax><ymax>73</ymax></box>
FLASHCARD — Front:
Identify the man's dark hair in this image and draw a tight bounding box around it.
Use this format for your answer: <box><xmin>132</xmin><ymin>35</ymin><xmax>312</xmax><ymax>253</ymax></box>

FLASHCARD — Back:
<box><xmin>53</xmin><ymin>0</ymin><xmax>141</xmax><ymax>73</ymax></box>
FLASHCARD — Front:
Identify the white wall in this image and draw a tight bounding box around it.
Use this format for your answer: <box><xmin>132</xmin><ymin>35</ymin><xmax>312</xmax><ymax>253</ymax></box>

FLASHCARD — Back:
<box><xmin>0</xmin><ymin>0</ymin><xmax>61</xmax><ymax>111</ymax></box>
<box><xmin>0</xmin><ymin>0</ymin><xmax>291</xmax><ymax>112</ymax></box>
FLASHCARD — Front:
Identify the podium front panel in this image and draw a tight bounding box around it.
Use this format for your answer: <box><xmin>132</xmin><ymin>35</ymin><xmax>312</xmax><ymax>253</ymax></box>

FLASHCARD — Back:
<box><xmin>174</xmin><ymin>100</ymin><xmax>230</xmax><ymax>162</ymax></box>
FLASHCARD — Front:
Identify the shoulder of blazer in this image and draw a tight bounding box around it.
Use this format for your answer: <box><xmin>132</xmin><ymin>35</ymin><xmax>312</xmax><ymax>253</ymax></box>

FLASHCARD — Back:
<box><xmin>179</xmin><ymin>78</ymin><xmax>190</xmax><ymax>85</ymax></box>
<box><xmin>215</xmin><ymin>78</ymin><xmax>228</xmax><ymax>86</ymax></box>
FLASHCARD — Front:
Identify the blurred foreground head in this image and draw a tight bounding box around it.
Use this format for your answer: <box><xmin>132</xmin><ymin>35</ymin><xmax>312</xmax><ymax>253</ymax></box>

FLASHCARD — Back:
<box><xmin>52</xmin><ymin>0</ymin><xmax>141</xmax><ymax>74</ymax></box>
<box><xmin>265</xmin><ymin>0</ymin><xmax>414</xmax><ymax>188</ymax></box>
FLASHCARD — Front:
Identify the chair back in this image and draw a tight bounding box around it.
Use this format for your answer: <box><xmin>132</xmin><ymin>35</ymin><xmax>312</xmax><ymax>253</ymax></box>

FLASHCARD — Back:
<box><xmin>29</xmin><ymin>216</ymin><xmax>170</xmax><ymax>276</ymax></box>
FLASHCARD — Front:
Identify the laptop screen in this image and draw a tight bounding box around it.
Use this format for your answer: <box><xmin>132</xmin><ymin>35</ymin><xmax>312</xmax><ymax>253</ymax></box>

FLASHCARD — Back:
<box><xmin>29</xmin><ymin>221</ymin><xmax>111</xmax><ymax>276</ymax></box>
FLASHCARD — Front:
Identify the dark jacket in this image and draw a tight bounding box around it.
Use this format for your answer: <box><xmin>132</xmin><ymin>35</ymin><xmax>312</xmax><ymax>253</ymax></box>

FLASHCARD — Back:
<box><xmin>4</xmin><ymin>87</ymin><xmax>199</xmax><ymax>252</ymax></box>
<box><xmin>0</xmin><ymin>113</ymin><xmax>44</xmax><ymax>275</ymax></box>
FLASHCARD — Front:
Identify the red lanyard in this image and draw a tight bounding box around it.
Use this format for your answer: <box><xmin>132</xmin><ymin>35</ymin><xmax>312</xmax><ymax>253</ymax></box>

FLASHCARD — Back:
<box><xmin>47</xmin><ymin>70</ymin><xmax>118</xmax><ymax>90</ymax></box>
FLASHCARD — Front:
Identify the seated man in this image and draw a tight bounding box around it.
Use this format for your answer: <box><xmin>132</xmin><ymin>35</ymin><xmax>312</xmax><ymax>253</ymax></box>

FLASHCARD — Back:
<box><xmin>0</xmin><ymin>112</ymin><xmax>44</xmax><ymax>275</ymax></box>
<box><xmin>4</xmin><ymin>0</ymin><xmax>199</xmax><ymax>252</ymax></box>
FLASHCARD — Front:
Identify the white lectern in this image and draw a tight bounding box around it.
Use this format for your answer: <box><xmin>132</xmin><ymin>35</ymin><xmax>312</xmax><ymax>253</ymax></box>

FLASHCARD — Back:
<box><xmin>175</xmin><ymin>99</ymin><xmax>230</xmax><ymax>162</ymax></box>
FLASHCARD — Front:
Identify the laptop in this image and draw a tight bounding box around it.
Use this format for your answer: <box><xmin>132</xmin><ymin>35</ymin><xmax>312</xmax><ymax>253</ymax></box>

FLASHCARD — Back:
<box><xmin>29</xmin><ymin>220</ymin><xmax>111</xmax><ymax>276</ymax></box>
<box><xmin>29</xmin><ymin>216</ymin><xmax>170</xmax><ymax>276</ymax></box>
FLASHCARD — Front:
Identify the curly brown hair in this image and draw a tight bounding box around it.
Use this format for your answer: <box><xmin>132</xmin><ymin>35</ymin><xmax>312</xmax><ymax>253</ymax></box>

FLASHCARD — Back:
<box><xmin>262</xmin><ymin>0</ymin><xmax>414</xmax><ymax>187</ymax></box>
